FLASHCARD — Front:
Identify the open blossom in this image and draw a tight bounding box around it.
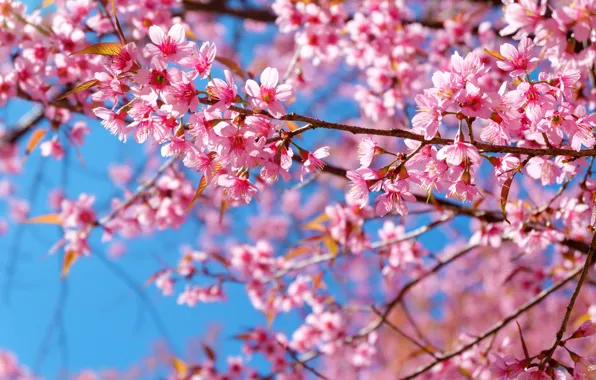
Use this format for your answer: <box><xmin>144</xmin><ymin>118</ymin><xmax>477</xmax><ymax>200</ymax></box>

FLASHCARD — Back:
<box><xmin>300</xmin><ymin>146</ymin><xmax>329</xmax><ymax>180</ymax></box>
<box><xmin>436</xmin><ymin>134</ymin><xmax>480</xmax><ymax>166</ymax></box>
<box><xmin>375</xmin><ymin>180</ymin><xmax>415</xmax><ymax>217</ymax></box>
<box><xmin>412</xmin><ymin>92</ymin><xmax>443</xmax><ymax>139</ymax></box>
<box><xmin>93</xmin><ymin>107</ymin><xmax>129</xmax><ymax>142</ymax></box>
<box><xmin>490</xmin><ymin>354</ymin><xmax>524</xmax><ymax>380</ymax></box>
<box><xmin>40</xmin><ymin>137</ymin><xmax>65</xmax><ymax>160</ymax></box>
<box><xmin>146</xmin><ymin>24</ymin><xmax>194</xmax><ymax>63</ymax></box>
<box><xmin>346</xmin><ymin>168</ymin><xmax>377</xmax><ymax>208</ymax></box>
<box><xmin>499</xmin><ymin>0</ymin><xmax>547</xmax><ymax>37</ymax></box>
<box><xmin>111</xmin><ymin>42</ymin><xmax>138</xmax><ymax>73</ymax></box>
<box><xmin>218</xmin><ymin>173</ymin><xmax>258</xmax><ymax>204</ymax></box>
<box><xmin>497</xmin><ymin>38</ymin><xmax>538</xmax><ymax>77</ymax></box>
<box><xmin>245</xmin><ymin>67</ymin><xmax>293</xmax><ymax>118</ymax></box>
<box><xmin>179</xmin><ymin>41</ymin><xmax>216</xmax><ymax>80</ymax></box>
<box><xmin>206</xmin><ymin>70</ymin><xmax>238</xmax><ymax>111</ymax></box>
<box><xmin>60</xmin><ymin>194</ymin><xmax>96</xmax><ymax>229</ymax></box>
<box><xmin>357</xmin><ymin>136</ymin><xmax>377</xmax><ymax>168</ymax></box>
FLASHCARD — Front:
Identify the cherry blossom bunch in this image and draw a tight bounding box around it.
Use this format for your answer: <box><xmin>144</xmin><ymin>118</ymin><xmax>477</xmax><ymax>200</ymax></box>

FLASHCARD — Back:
<box><xmin>2</xmin><ymin>0</ymin><xmax>596</xmax><ymax>379</ymax></box>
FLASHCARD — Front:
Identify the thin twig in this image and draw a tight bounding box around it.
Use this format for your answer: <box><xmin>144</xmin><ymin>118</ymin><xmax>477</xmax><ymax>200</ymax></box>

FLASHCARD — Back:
<box><xmin>541</xmin><ymin>232</ymin><xmax>596</xmax><ymax>367</ymax></box>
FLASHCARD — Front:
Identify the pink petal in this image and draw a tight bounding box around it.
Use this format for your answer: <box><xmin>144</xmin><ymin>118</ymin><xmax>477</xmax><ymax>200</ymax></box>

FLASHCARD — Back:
<box><xmin>148</xmin><ymin>26</ymin><xmax>165</xmax><ymax>45</ymax></box>
<box><xmin>245</xmin><ymin>80</ymin><xmax>260</xmax><ymax>98</ymax></box>
<box><xmin>260</xmin><ymin>67</ymin><xmax>279</xmax><ymax>89</ymax></box>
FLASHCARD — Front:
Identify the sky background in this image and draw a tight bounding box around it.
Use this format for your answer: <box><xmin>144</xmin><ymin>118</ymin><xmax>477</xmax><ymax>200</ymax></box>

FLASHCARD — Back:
<box><xmin>0</xmin><ymin>1</ymin><xmax>467</xmax><ymax>379</ymax></box>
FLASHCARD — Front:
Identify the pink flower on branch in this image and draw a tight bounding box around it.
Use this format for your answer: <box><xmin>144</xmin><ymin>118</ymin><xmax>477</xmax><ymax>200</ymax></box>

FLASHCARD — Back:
<box><xmin>245</xmin><ymin>67</ymin><xmax>293</xmax><ymax>118</ymax></box>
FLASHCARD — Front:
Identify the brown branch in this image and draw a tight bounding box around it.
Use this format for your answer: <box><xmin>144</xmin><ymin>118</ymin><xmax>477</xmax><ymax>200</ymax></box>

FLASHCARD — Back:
<box><xmin>182</xmin><ymin>0</ymin><xmax>277</xmax><ymax>22</ymax></box>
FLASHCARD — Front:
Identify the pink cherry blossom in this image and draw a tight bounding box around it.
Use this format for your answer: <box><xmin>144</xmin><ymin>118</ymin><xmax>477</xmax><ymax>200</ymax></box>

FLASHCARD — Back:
<box><xmin>245</xmin><ymin>67</ymin><xmax>293</xmax><ymax>118</ymax></box>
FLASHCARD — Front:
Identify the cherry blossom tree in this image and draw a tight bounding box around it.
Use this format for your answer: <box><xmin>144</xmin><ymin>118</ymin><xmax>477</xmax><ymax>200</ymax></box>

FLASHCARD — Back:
<box><xmin>1</xmin><ymin>0</ymin><xmax>596</xmax><ymax>378</ymax></box>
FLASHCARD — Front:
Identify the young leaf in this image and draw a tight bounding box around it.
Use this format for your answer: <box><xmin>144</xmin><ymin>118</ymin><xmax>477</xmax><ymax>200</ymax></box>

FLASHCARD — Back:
<box><xmin>301</xmin><ymin>213</ymin><xmax>329</xmax><ymax>231</ymax></box>
<box><xmin>285</xmin><ymin>246</ymin><xmax>311</xmax><ymax>260</ymax></box>
<box><xmin>312</xmin><ymin>271</ymin><xmax>325</xmax><ymax>292</ymax></box>
<box><xmin>61</xmin><ymin>250</ymin><xmax>79</xmax><ymax>278</ymax></box>
<box><xmin>24</xmin><ymin>128</ymin><xmax>46</xmax><ymax>159</ymax></box>
<box><xmin>484</xmin><ymin>48</ymin><xmax>506</xmax><ymax>61</ymax></box>
<box><xmin>42</xmin><ymin>0</ymin><xmax>54</xmax><ymax>7</ymax></box>
<box><xmin>203</xmin><ymin>344</ymin><xmax>216</xmax><ymax>361</ymax></box>
<box><xmin>215</xmin><ymin>56</ymin><xmax>248</xmax><ymax>79</ymax></box>
<box><xmin>266</xmin><ymin>309</ymin><xmax>276</xmax><ymax>329</ymax></box>
<box><xmin>57</xmin><ymin>79</ymin><xmax>100</xmax><ymax>100</ymax></box>
<box><xmin>500</xmin><ymin>175</ymin><xmax>514</xmax><ymax>224</ymax></box>
<box><xmin>516</xmin><ymin>321</ymin><xmax>530</xmax><ymax>360</ymax></box>
<box><xmin>171</xmin><ymin>357</ymin><xmax>188</xmax><ymax>377</ymax></box>
<box><xmin>71</xmin><ymin>42</ymin><xmax>122</xmax><ymax>56</ymax></box>
<box><xmin>186</xmin><ymin>176</ymin><xmax>207</xmax><ymax>212</ymax></box>
<box><xmin>23</xmin><ymin>213</ymin><xmax>62</xmax><ymax>225</ymax></box>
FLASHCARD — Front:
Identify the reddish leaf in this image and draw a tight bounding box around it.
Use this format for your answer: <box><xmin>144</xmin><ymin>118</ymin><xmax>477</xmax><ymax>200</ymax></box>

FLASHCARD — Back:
<box><xmin>211</xmin><ymin>253</ymin><xmax>230</xmax><ymax>267</ymax></box>
<box><xmin>501</xmin><ymin>175</ymin><xmax>514</xmax><ymax>224</ymax></box>
<box><xmin>516</xmin><ymin>321</ymin><xmax>530</xmax><ymax>360</ymax></box>
<box><xmin>203</xmin><ymin>344</ymin><xmax>216</xmax><ymax>361</ymax></box>
<box><xmin>323</xmin><ymin>236</ymin><xmax>339</xmax><ymax>257</ymax></box>
<box><xmin>266</xmin><ymin>309</ymin><xmax>276</xmax><ymax>329</ymax></box>
<box><xmin>57</xmin><ymin>79</ymin><xmax>100</xmax><ymax>100</ymax></box>
<box><xmin>484</xmin><ymin>48</ymin><xmax>506</xmax><ymax>60</ymax></box>
<box><xmin>171</xmin><ymin>357</ymin><xmax>188</xmax><ymax>377</ymax></box>
<box><xmin>301</xmin><ymin>213</ymin><xmax>329</xmax><ymax>231</ymax></box>
<box><xmin>215</xmin><ymin>56</ymin><xmax>248</xmax><ymax>79</ymax></box>
<box><xmin>23</xmin><ymin>213</ymin><xmax>62</xmax><ymax>225</ymax></box>
<box><xmin>24</xmin><ymin>128</ymin><xmax>46</xmax><ymax>157</ymax></box>
<box><xmin>61</xmin><ymin>250</ymin><xmax>79</xmax><ymax>278</ymax></box>
<box><xmin>186</xmin><ymin>176</ymin><xmax>207</xmax><ymax>212</ymax></box>
<box><xmin>312</xmin><ymin>271</ymin><xmax>325</xmax><ymax>292</ymax></box>
<box><xmin>144</xmin><ymin>269</ymin><xmax>167</xmax><ymax>287</ymax></box>
<box><xmin>233</xmin><ymin>333</ymin><xmax>252</xmax><ymax>341</ymax></box>
<box><xmin>285</xmin><ymin>246</ymin><xmax>311</xmax><ymax>260</ymax></box>
<box><xmin>71</xmin><ymin>42</ymin><xmax>122</xmax><ymax>56</ymax></box>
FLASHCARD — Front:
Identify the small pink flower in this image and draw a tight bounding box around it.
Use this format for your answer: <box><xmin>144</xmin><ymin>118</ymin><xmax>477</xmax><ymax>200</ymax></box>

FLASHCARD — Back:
<box><xmin>179</xmin><ymin>41</ymin><xmax>216</xmax><ymax>80</ymax></box>
<box><xmin>60</xmin><ymin>194</ymin><xmax>96</xmax><ymax>228</ymax></box>
<box><xmin>569</xmin><ymin>320</ymin><xmax>596</xmax><ymax>339</ymax></box>
<box><xmin>490</xmin><ymin>354</ymin><xmax>524</xmax><ymax>380</ymax></box>
<box><xmin>40</xmin><ymin>137</ymin><xmax>65</xmax><ymax>160</ymax></box>
<box><xmin>70</xmin><ymin>121</ymin><xmax>90</xmax><ymax>146</ymax></box>
<box><xmin>108</xmin><ymin>164</ymin><xmax>132</xmax><ymax>186</ymax></box>
<box><xmin>218</xmin><ymin>173</ymin><xmax>258</xmax><ymax>204</ymax></box>
<box><xmin>146</xmin><ymin>24</ymin><xmax>194</xmax><ymax>63</ymax></box>
<box><xmin>497</xmin><ymin>38</ymin><xmax>539</xmax><ymax>77</ymax></box>
<box><xmin>245</xmin><ymin>67</ymin><xmax>293</xmax><ymax>118</ymax></box>
<box><xmin>93</xmin><ymin>107</ymin><xmax>129</xmax><ymax>142</ymax></box>
<box><xmin>111</xmin><ymin>42</ymin><xmax>138</xmax><ymax>73</ymax></box>
<box><xmin>412</xmin><ymin>93</ymin><xmax>443</xmax><ymax>140</ymax></box>
<box><xmin>300</xmin><ymin>146</ymin><xmax>329</xmax><ymax>180</ymax></box>
<box><xmin>207</xmin><ymin>70</ymin><xmax>238</xmax><ymax>111</ymax></box>
<box><xmin>0</xmin><ymin>74</ymin><xmax>16</xmax><ymax>107</ymax></box>
<box><xmin>436</xmin><ymin>135</ymin><xmax>480</xmax><ymax>166</ymax></box>
<box><xmin>357</xmin><ymin>136</ymin><xmax>377</xmax><ymax>168</ymax></box>
<box><xmin>346</xmin><ymin>168</ymin><xmax>377</xmax><ymax>208</ymax></box>
<box><xmin>0</xmin><ymin>219</ymin><xmax>8</xmax><ymax>236</ymax></box>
